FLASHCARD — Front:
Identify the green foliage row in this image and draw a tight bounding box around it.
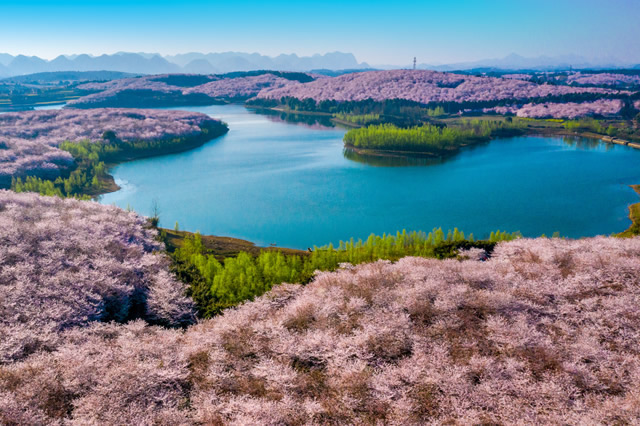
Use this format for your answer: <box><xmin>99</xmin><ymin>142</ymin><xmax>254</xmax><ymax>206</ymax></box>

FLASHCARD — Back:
<box><xmin>563</xmin><ymin>117</ymin><xmax>640</xmax><ymax>140</ymax></box>
<box><xmin>333</xmin><ymin>107</ymin><xmax>445</xmax><ymax>126</ymax></box>
<box><xmin>344</xmin><ymin>123</ymin><xmax>476</xmax><ymax>153</ymax></box>
<box><xmin>563</xmin><ymin>118</ymin><xmax>606</xmax><ymax>133</ymax></box>
<box><xmin>12</xmin><ymin>170</ymin><xmax>100</xmax><ymax>199</ymax></box>
<box><xmin>333</xmin><ymin>113</ymin><xmax>380</xmax><ymax>125</ymax></box>
<box><xmin>171</xmin><ymin>228</ymin><xmax>520</xmax><ymax>318</ymax></box>
<box><xmin>427</xmin><ymin>106</ymin><xmax>446</xmax><ymax>117</ymax></box>
<box><xmin>11</xmin><ymin>139</ymin><xmax>110</xmax><ymax>198</ymax></box>
<box><xmin>343</xmin><ymin>119</ymin><xmax>524</xmax><ymax>153</ymax></box>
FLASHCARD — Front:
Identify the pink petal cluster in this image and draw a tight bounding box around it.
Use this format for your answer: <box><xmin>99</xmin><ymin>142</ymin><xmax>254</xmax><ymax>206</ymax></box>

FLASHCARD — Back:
<box><xmin>184</xmin><ymin>73</ymin><xmax>295</xmax><ymax>98</ymax></box>
<box><xmin>482</xmin><ymin>105</ymin><xmax>520</xmax><ymax>115</ymax></box>
<box><xmin>0</xmin><ymin>191</ymin><xmax>194</xmax><ymax>364</ymax></box>
<box><xmin>515</xmin><ymin>99</ymin><xmax>623</xmax><ymax>119</ymax></box>
<box><xmin>566</xmin><ymin>72</ymin><xmax>640</xmax><ymax>86</ymax></box>
<box><xmin>2</xmin><ymin>198</ymin><xmax>640</xmax><ymax>425</ymax></box>
<box><xmin>0</xmin><ymin>108</ymin><xmax>217</xmax><ymax>184</ymax></box>
<box><xmin>634</xmin><ymin>100</ymin><xmax>640</xmax><ymax>110</ymax></box>
<box><xmin>257</xmin><ymin>69</ymin><xmax>616</xmax><ymax>104</ymax></box>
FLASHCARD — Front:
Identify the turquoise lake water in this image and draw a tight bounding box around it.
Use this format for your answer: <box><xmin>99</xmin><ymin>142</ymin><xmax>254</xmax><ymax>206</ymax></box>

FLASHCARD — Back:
<box><xmin>100</xmin><ymin>104</ymin><xmax>640</xmax><ymax>249</ymax></box>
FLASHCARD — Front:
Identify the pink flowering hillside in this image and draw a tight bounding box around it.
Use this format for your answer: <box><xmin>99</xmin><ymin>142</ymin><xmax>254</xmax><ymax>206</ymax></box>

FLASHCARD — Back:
<box><xmin>68</xmin><ymin>75</ymin><xmax>203</xmax><ymax>107</ymax></box>
<box><xmin>0</xmin><ymin>108</ymin><xmax>221</xmax><ymax>186</ymax></box>
<box><xmin>515</xmin><ymin>99</ymin><xmax>624</xmax><ymax>119</ymax></box>
<box><xmin>256</xmin><ymin>69</ymin><xmax>615</xmax><ymax>104</ymax></box>
<box><xmin>68</xmin><ymin>72</ymin><xmax>313</xmax><ymax>107</ymax></box>
<box><xmin>484</xmin><ymin>99</ymin><xmax>624</xmax><ymax>119</ymax></box>
<box><xmin>184</xmin><ymin>73</ymin><xmax>296</xmax><ymax>98</ymax></box>
<box><xmin>0</xmin><ymin>191</ymin><xmax>194</xmax><ymax>364</ymax></box>
<box><xmin>2</xmin><ymin>227</ymin><xmax>640</xmax><ymax>423</ymax></box>
<box><xmin>566</xmin><ymin>72</ymin><xmax>640</xmax><ymax>87</ymax></box>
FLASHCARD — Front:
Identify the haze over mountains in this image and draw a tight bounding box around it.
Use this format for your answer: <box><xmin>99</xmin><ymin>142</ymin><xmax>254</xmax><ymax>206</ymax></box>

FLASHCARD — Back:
<box><xmin>0</xmin><ymin>52</ymin><xmax>369</xmax><ymax>77</ymax></box>
<box><xmin>413</xmin><ymin>53</ymin><xmax>640</xmax><ymax>72</ymax></box>
<box><xmin>0</xmin><ymin>51</ymin><xmax>638</xmax><ymax>78</ymax></box>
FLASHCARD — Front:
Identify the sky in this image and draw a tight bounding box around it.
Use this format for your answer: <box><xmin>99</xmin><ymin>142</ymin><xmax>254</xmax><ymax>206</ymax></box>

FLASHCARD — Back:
<box><xmin>1</xmin><ymin>0</ymin><xmax>639</xmax><ymax>65</ymax></box>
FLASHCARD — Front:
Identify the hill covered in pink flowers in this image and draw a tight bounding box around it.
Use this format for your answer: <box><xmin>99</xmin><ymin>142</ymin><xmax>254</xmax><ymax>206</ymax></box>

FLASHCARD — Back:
<box><xmin>0</xmin><ymin>191</ymin><xmax>194</xmax><ymax>364</ymax></box>
<box><xmin>256</xmin><ymin>69</ymin><xmax>617</xmax><ymax>104</ymax></box>
<box><xmin>484</xmin><ymin>99</ymin><xmax>625</xmax><ymax>119</ymax></box>
<box><xmin>1</xmin><ymin>191</ymin><xmax>639</xmax><ymax>424</ymax></box>
<box><xmin>68</xmin><ymin>72</ymin><xmax>316</xmax><ymax>108</ymax></box>
<box><xmin>0</xmin><ymin>108</ymin><xmax>223</xmax><ymax>187</ymax></box>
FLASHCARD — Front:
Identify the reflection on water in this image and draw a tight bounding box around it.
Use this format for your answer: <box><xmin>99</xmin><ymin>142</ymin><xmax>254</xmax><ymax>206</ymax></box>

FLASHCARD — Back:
<box><xmin>249</xmin><ymin>107</ymin><xmax>335</xmax><ymax>128</ymax></box>
<box><xmin>344</xmin><ymin>135</ymin><xmax>620</xmax><ymax>167</ymax></box>
<box><xmin>561</xmin><ymin>136</ymin><xmax>614</xmax><ymax>151</ymax></box>
<box><xmin>343</xmin><ymin>148</ymin><xmax>446</xmax><ymax>167</ymax></box>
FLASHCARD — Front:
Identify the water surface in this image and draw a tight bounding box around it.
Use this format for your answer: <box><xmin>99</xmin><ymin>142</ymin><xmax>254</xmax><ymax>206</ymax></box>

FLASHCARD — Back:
<box><xmin>100</xmin><ymin>104</ymin><xmax>640</xmax><ymax>248</ymax></box>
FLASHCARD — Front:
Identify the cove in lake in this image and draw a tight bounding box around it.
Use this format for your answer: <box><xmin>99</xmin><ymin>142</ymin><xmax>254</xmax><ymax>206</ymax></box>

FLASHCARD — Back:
<box><xmin>100</xmin><ymin>104</ymin><xmax>640</xmax><ymax>249</ymax></box>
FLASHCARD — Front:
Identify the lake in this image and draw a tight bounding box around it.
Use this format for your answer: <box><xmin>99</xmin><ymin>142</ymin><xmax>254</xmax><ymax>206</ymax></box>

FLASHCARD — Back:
<box><xmin>100</xmin><ymin>104</ymin><xmax>640</xmax><ymax>249</ymax></box>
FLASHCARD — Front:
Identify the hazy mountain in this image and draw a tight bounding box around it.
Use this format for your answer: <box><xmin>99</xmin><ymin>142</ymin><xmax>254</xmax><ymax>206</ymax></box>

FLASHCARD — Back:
<box><xmin>0</xmin><ymin>53</ymin><xmax>179</xmax><ymax>76</ymax></box>
<box><xmin>49</xmin><ymin>55</ymin><xmax>75</xmax><ymax>70</ymax></box>
<box><xmin>114</xmin><ymin>51</ymin><xmax>161</xmax><ymax>60</ymax></box>
<box><xmin>165</xmin><ymin>51</ymin><xmax>367</xmax><ymax>73</ymax></box>
<box><xmin>0</xmin><ymin>53</ymin><xmax>14</xmax><ymax>66</ymax></box>
<box><xmin>1</xmin><ymin>71</ymin><xmax>136</xmax><ymax>84</ymax></box>
<box><xmin>0</xmin><ymin>63</ymin><xmax>9</xmax><ymax>78</ymax></box>
<box><xmin>2</xmin><ymin>51</ymin><xmax>632</xmax><ymax>77</ymax></box>
<box><xmin>64</xmin><ymin>53</ymin><xmax>181</xmax><ymax>74</ymax></box>
<box><xmin>408</xmin><ymin>53</ymin><xmax>633</xmax><ymax>71</ymax></box>
<box><xmin>183</xmin><ymin>59</ymin><xmax>219</xmax><ymax>74</ymax></box>
<box><xmin>7</xmin><ymin>55</ymin><xmax>49</xmax><ymax>75</ymax></box>
<box><xmin>0</xmin><ymin>51</ymin><xmax>368</xmax><ymax>76</ymax></box>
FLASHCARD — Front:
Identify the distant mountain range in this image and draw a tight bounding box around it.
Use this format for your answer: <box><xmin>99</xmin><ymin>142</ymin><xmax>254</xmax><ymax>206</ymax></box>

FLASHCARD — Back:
<box><xmin>405</xmin><ymin>53</ymin><xmax>639</xmax><ymax>72</ymax></box>
<box><xmin>0</xmin><ymin>52</ymin><xmax>369</xmax><ymax>77</ymax></box>
<box><xmin>0</xmin><ymin>52</ymin><xmax>638</xmax><ymax>78</ymax></box>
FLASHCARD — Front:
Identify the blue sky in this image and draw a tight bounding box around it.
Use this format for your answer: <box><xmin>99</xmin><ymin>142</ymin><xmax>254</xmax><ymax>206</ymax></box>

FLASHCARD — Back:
<box><xmin>1</xmin><ymin>0</ymin><xmax>639</xmax><ymax>65</ymax></box>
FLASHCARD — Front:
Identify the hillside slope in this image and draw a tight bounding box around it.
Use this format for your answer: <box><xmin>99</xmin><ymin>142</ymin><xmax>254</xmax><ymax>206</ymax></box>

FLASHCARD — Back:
<box><xmin>256</xmin><ymin>69</ymin><xmax>617</xmax><ymax>104</ymax></box>
<box><xmin>0</xmin><ymin>108</ymin><xmax>224</xmax><ymax>187</ymax></box>
<box><xmin>1</xmin><ymin>194</ymin><xmax>639</xmax><ymax>424</ymax></box>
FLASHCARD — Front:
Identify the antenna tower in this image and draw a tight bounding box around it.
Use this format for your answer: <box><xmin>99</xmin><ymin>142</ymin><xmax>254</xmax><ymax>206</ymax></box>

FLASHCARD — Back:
<box><xmin>413</xmin><ymin>57</ymin><xmax>417</xmax><ymax>70</ymax></box>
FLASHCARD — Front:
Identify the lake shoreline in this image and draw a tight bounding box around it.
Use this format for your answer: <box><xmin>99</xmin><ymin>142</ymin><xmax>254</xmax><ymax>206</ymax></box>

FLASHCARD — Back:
<box><xmin>90</xmin><ymin>124</ymin><xmax>229</xmax><ymax>198</ymax></box>
<box><xmin>99</xmin><ymin>104</ymin><xmax>640</xmax><ymax>245</ymax></box>
<box><xmin>260</xmin><ymin>106</ymin><xmax>640</xmax><ymax>150</ymax></box>
<box><xmin>618</xmin><ymin>185</ymin><xmax>640</xmax><ymax>237</ymax></box>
